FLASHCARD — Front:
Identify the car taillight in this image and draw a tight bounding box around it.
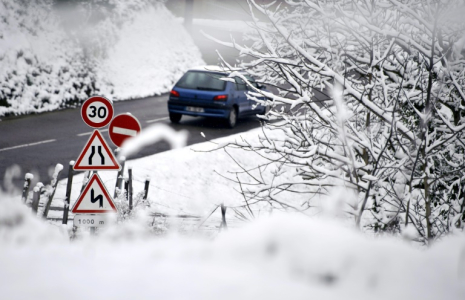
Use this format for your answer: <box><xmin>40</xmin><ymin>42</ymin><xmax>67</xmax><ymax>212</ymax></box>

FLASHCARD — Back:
<box><xmin>213</xmin><ymin>95</ymin><xmax>228</xmax><ymax>101</ymax></box>
<box><xmin>170</xmin><ymin>90</ymin><xmax>180</xmax><ymax>97</ymax></box>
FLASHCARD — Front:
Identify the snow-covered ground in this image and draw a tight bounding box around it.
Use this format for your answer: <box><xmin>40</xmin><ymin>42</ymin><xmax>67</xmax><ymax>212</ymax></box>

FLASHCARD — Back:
<box><xmin>47</xmin><ymin>125</ymin><xmax>310</xmax><ymax>219</ymax></box>
<box><xmin>0</xmin><ymin>1</ymin><xmax>203</xmax><ymax>116</ymax></box>
<box><xmin>1</xmin><ymin>194</ymin><xmax>464</xmax><ymax>300</ymax></box>
<box><xmin>1</xmin><ymin>127</ymin><xmax>464</xmax><ymax>299</ymax></box>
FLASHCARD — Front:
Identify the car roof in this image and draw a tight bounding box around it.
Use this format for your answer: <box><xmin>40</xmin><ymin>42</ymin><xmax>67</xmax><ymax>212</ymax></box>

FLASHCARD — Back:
<box><xmin>188</xmin><ymin>65</ymin><xmax>242</xmax><ymax>74</ymax></box>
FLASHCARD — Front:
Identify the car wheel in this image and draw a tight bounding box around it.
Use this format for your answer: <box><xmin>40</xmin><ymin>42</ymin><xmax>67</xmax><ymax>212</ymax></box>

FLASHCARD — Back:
<box><xmin>227</xmin><ymin>107</ymin><xmax>238</xmax><ymax>128</ymax></box>
<box><xmin>169</xmin><ymin>112</ymin><xmax>182</xmax><ymax>123</ymax></box>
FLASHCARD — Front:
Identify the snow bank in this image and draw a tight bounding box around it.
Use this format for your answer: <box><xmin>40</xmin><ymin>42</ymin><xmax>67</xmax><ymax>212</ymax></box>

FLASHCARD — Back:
<box><xmin>215</xmin><ymin>214</ymin><xmax>465</xmax><ymax>299</ymax></box>
<box><xmin>2</xmin><ymin>126</ymin><xmax>464</xmax><ymax>299</ymax></box>
<box><xmin>0</xmin><ymin>0</ymin><xmax>90</xmax><ymax>116</ymax></box>
<box><xmin>0</xmin><ymin>0</ymin><xmax>204</xmax><ymax>116</ymax></box>
<box><xmin>0</xmin><ymin>212</ymin><xmax>463</xmax><ymax>299</ymax></box>
<box><xmin>0</xmin><ymin>193</ymin><xmax>67</xmax><ymax>244</ymax></box>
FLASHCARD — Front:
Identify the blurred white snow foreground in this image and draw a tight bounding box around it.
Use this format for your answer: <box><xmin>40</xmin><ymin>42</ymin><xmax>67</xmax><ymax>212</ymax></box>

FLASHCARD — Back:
<box><xmin>0</xmin><ymin>194</ymin><xmax>464</xmax><ymax>300</ymax></box>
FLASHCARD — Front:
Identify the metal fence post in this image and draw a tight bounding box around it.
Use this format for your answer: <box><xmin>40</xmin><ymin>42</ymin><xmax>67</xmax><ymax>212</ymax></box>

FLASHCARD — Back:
<box><xmin>124</xmin><ymin>178</ymin><xmax>129</xmax><ymax>201</ymax></box>
<box><xmin>114</xmin><ymin>159</ymin><xmax>125</xmax><ymax>199</ymax></box>
<box><xmin>42</xmin><ymin>164</ymin><xmax>63</xmax><ymax>219</ymax></box>
<box><xmin>31</xmin><ymin>183</ymin><xmax>43</xmax><ymax>214</ymax></box>
<box><xmin>143</xmin><ymin>177</ymin><xmax>150</xmax><ymax>200</ymax></box>
<box><xmin>220</xmin><ymin>204</ymin><xmax>227</xmax><ymax>230</ymax></box>
<box><xmin>62</xmin><ymin>161</ymin><xmax>74</xmax><ymax>225</ymax></box>
<box><xmin>128</xmin><ymin>168</ymin><xmax>133</xmax><ymax>211</ymax></box>
<box><xmin>21</xmin><ymin>173</ymin><xmax>33</xmax><ymax>204</ymax></box>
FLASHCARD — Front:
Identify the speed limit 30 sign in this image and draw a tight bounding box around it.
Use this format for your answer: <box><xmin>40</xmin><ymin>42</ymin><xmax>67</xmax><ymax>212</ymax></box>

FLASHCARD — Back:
<box><xmin>81</xmin><ymin>96</ymin><xmax>114</xmax><ymax>128</ymax></box>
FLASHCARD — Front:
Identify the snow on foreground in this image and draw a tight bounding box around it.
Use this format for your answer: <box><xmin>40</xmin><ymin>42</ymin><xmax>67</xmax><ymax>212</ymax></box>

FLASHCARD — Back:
<box><xmin>0</xmin><ymin>195</ymin><xmax>464</xmax><ymax>300</ymax></box>
<box><xmin>0</xmin><ymin>1</ymin><xmax>203</xmax><ymax>116</ymax></box>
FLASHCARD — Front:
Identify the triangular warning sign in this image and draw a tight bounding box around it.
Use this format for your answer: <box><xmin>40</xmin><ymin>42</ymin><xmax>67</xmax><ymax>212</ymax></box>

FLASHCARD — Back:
<box><xmin>71</xmin><ymin>173</ymin><xmax>118</xmax><ymax>213</ymax></box>
<box><xmin>74</xmin><ymin>130</ymin><xmax>121</xmax><ymax>171</ymax></box>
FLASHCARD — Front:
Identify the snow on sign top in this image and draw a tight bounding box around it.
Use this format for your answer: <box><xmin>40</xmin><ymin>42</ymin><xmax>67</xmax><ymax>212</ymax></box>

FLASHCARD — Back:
<box><xmin>74</xmin><ymin>130</ymin><xmax>121</xmax><ymax>171</ymax></box>
<box><xmin>81</xmin><ymin>96</ymin><xmax>114</xmax><ymax>128</ymax></box>
<box><xmin>71</xmin><ymin>173</ymin><xmax>117</xmax><ymax>214</ymax></box>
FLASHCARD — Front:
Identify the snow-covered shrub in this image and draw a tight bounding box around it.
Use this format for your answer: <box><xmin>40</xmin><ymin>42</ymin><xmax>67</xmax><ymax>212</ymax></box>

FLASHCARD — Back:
<box><xmin>67</xmin><ymin>186</ymin><xmax>163</xmax><ymax>241</ymax></box>
<box><xmin>1</xmin><ymin>212</ymin><xmax>464</xmax><ymax>299</ymax></box>
<box><xmin>0</xmin><ymin>0</ymin><xmax>203</xmax><ymax>116</ymax></box>
<box><xmin>113</xmin><ymin>188</ymin><xmax>151</xmax><ymax>222</ymax></box>
<box><xmin>212</xmin><ymin>0</ymin><xmax>465</xmax><ymax>243</ymax></box>
<box><xmin>100</xmin><ymin>181</ymin><xmax>168</xmax><ymax>238</ymax></box>
<box><xmin>97</xmin><ymin>206</ymin><xmax>161</xmax><ymax>241</ymax></box>
<box><xmin>212</xmin><ymin>213</ymin><xmax>465</xmax><ymax>299</ymax></box>
<box><xmin>0</xmin><ymin>192</ymin><xmax>67</xmax><ymax>244</ymax></box>
<box><xmin>0</xmin><ymin>0</ymin><xmax>105</xmax><ymax>115</ymax></box>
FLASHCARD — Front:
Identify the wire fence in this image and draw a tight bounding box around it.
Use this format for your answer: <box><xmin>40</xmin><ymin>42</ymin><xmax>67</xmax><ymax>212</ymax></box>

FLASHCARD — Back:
<box><xmin>21</xmin><ymin>163</ymin><xmax>237</xmax><ymax>235</ymax></box>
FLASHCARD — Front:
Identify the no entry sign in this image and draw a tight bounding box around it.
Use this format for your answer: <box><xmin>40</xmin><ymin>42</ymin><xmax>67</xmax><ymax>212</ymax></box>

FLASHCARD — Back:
<box><xmin>81</xmin><ymin>96</ymin><xmax>114</xmax><ymax>128</ymax></box>
<box><xmin>109</xmin><ymin>113</ymin><xmax>141</xmax><ymax>147</ymax></box>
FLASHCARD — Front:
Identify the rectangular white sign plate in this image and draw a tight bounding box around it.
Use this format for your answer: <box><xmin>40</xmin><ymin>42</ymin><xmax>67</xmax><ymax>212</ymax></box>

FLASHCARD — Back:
<box><xmin>73</xmin><ymin>214</ymin><xmax>108</xmax><ymax>227</ymax></box>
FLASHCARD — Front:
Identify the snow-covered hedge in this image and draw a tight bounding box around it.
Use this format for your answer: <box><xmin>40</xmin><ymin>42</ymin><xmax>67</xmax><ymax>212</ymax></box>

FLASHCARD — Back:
<box><xmin>0</xmin><ymin>0</ymin><xmax>203</xmax><ymax>116</ymax></box>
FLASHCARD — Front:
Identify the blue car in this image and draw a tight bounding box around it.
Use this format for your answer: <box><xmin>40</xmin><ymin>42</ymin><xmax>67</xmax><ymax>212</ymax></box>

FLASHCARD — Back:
<box><xmin>168</xmin><ymin>66</ymin><xmax>267</xmax><ymax>128</ymax></box>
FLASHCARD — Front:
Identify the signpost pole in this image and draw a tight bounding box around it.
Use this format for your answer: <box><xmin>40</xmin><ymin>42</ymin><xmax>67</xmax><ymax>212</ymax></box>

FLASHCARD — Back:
<box><xmin>91</xmin><ymin>171</ymin><xmax>97</xmax><ymax>233</ymax></box>
<box><xmin>81</xmin><ymin>171</ymin><xmax>90</xmax><ymax>193</ymax></box>
<box><xmin>72</xmin><ymin>98</ymin><xmax>142</xmax><ymax>234</ymax></box>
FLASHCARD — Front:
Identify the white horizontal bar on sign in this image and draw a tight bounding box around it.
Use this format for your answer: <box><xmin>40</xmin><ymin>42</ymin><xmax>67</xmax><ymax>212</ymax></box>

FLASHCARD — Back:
<box><xmin>112</xmin><ymin>127</ymin><xmax>137</xmax><ymax>136</ymax></box>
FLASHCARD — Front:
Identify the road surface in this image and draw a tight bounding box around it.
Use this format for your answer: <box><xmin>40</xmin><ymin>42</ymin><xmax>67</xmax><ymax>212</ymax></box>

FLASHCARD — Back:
<box><xmin>0</xmin><ymin>17</ymin><xmax>276</xmax><ymax>192</ymax></box>
<box><xmin>0</xmin><ymin>94</ymin><xmax>264</xmax><ymax>191</ymax></box>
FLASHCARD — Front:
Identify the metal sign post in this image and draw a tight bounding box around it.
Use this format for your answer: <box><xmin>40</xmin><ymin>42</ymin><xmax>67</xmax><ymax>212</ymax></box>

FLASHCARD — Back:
<box><xmin>73</xmin><ymin>96</ymin><xmax>121</xmax><ymax>234</ymax></box>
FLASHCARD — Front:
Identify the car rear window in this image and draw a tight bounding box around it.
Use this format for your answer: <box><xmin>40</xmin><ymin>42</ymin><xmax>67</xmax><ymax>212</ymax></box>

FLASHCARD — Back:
<box><xmin>234</xmin><ymin>75</ymin><xmax>259</xmax><ymax>91</ymax></box>
<box><xmin>175</xmin><ymin>71</ymin><xmax>226</xmax><ymax>91</ymax></box>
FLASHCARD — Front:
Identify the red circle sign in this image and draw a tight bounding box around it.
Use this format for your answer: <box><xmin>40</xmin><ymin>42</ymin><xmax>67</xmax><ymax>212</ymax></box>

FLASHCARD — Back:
<box><xmin>108</xmin><ymin>113</ymin><xmax>141</xmax><ymax>147</ymax></box>
<box><xmin>81</xmin><ymin>96</ymin><xmax>114</xmax><ymax>128</ymax></box>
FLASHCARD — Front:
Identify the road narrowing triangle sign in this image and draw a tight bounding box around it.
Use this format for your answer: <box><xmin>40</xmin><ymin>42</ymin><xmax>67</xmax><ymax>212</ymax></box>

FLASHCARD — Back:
<box><xmin>71</xmin><ymin>173</ymin><xmax>118</xmax><ymax>213</ymax></box>
<box><xmin>74</xmin><ymin>130</ymin><xmax>121</xmax><ymax>171</ymax></box>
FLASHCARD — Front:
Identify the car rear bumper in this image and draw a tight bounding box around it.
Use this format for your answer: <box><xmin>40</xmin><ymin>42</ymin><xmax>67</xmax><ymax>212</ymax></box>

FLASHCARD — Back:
<box><xmin>168</xmin><ymin>100</ymin><xmax>230</xmax><ymax>119</ymax></box>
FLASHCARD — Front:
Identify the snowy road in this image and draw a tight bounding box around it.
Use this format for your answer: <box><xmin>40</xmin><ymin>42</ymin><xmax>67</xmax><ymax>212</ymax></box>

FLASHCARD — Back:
<box><xmin>0</xmin><ymin>94</ymin><xmax>264</xmax><ymax>191</ymax></box>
